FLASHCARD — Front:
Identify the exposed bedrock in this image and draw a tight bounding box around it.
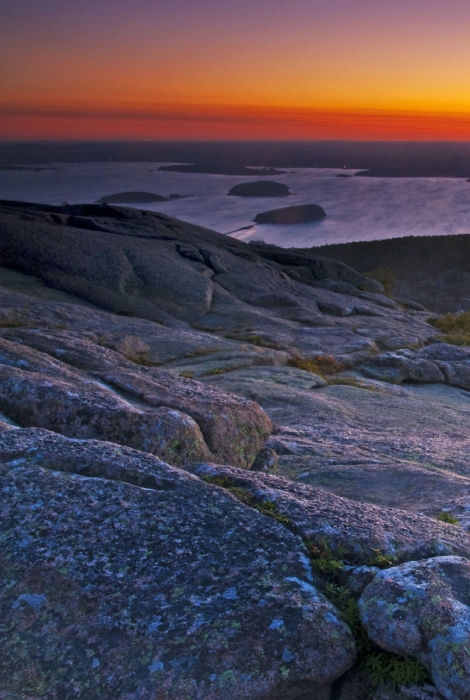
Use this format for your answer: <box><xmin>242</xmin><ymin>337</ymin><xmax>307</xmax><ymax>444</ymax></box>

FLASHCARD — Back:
<box><xmin>2</xmin><ymin>200</ymin><xmax>470</xmax><ymax>698</ymax></box>
<box><xmin>359</xmin><ymin>341</ymin><xmax>470</xmax><ymax>392</ymax></box>
<box><xmin>0</xmin><ymin>333</ymin><xmax>271</xmax><ymax>468</ymax></box>
<box><xmin>0</xmin><ymin>200</ymin><xmax>388</xmax><ymax>326</ymax></box>
<box><xmin>0</xmin><ymin>429</ymin><xmax>356</xmax><ymax>700</ymax></box>
<box><xmin>185</xmin><ymin>463</ymin><xmax>470</xmax><ymax>563</ymax></box>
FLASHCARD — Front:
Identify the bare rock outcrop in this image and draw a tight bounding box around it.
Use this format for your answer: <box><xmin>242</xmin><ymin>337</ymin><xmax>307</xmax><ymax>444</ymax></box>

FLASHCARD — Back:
<box><xmin>0</xmin><ymin>429</ymin><xmax>356</xmax><ymax>700</ymax></box>
<box><xmin>185</xmin><ymin>463</ymin><xmax>470</xmax><ymax>563</ymax></box>
<box><xmin>2</xmin><ymin>200</ymin><xmax>470</xmax><ymax>698</ymax></box>
<box><xmin>0</xmin><ymin>332</ymin><xmax>271</xmax><ymax>468</ymax></box>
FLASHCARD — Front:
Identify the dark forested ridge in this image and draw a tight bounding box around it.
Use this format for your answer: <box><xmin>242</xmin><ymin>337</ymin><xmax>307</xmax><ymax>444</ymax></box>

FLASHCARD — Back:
<box><xmin>2</xmin><ymin>140</ymin><xmax>470</xmax><ymax>176</ymax></box>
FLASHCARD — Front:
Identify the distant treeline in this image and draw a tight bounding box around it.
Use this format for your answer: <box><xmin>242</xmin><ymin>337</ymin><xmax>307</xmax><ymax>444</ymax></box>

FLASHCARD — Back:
<box><xmin>2</xmin><ymin>140</ymin><xmax>470</xmax><ymax>176</ymax></box>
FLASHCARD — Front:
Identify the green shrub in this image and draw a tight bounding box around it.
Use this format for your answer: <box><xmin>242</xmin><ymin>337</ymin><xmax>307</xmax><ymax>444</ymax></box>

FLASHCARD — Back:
<box><xmin>307</xmin><ymin>540</ymin><xmax>428</xmax><ymax>687</ymax></box>
<box><xmin>429</xmin><ymin>311</ymin><xmax>470</xmax><ymax>346</ymax></box>
<box><xmin>368</xmin><ymin>548</ymin><xmax>395</xmax><ymax>569</ymax></box>
<box><xmin>362</xmin><ymin>652</ymin><xmax>428</xmax><ymax>686</ymax></box>
<box><xmin>436</xmin><ymin>511</ymin><xmax>459</xmax><ymax>525</ymax></box>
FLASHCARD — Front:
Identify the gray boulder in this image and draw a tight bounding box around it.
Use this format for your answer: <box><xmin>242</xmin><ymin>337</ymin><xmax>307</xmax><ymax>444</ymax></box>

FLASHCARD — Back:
<box><xmin>359</xmin><ymin>557</ymin><xmax>470</xmax><ymax>700</ymax></box>
<box><xmin>361</xmin><ymin>352</ymin><xmax>446</xmax><ymax>384</ymax></box>
<box><xmin>0</xmin><ymin>428</ymin><xmax>356</xmax><ymax>700</ymax></box>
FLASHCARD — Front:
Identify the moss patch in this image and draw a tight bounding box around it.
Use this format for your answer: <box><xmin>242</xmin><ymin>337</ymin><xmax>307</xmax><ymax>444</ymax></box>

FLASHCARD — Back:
<box><xmin>224</xmin><ymin>332</ymin><xmax>282</xmax><ymax>350</ymax></box>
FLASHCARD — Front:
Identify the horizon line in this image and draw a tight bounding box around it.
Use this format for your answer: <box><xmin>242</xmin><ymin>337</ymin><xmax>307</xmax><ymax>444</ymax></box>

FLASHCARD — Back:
<box><xmin>2</xmin><ymin>104</ymin><xmax>470</xmax><ymax>141</ymax></box>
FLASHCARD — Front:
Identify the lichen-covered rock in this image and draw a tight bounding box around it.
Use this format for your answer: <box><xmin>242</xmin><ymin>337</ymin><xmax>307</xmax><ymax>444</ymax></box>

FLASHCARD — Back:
<box><xmin>359</xmin><ymin>557</ymin><xmax>470</xmax><ymax>700</ymax></box>
<box><xmin>0</xmin><ymin>340</ymin><xmax>212</xmax><ymax>465</ymax></box>
<box><xmin>251</xmin><ymin>447</ymin><xmax>279</xmax><ymax>473</ymax></box>
<box><xmin>0</xmin><ymin>333</ymin><xmax>272</xmax><ymax>468</ymax></box>
<box><xmin>185</xmin><ymin>464</ymin><xmax>470</xmax><ymax>564</ymax></box>
<box><xmin>0</xmin><ymin>430</ymin><xmax>356</xmax><ymax>700</ymax></box>
<box><xmin>360</xmin><ymin>343</ymin><xmax>470</xmax><ymax>393</ymax></box>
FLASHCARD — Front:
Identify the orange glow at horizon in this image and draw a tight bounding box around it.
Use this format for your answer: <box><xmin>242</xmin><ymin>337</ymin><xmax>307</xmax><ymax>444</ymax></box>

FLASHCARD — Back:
<box><xmin>2</xmin><ymin>104</ymin><xmax>470</xmax><ymax>142</ymax></box>
<box><xmin>3</xmin><ymin>0</ymin><xmax>470</xmax><ymax>140</ymax></box>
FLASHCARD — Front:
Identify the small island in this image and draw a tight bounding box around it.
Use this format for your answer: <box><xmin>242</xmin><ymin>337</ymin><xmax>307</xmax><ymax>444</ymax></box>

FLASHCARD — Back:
<box><xmin>96</xmin><ymin>191</ymin><xmax>170</xmax><ymax>204</ymax></box>
<box><xmin>253</xmin><ymin>203</ymin><xmax>326</xmax><ymax>224</ymax></box>
<box><xmin>228</xmin><ymin>180</ymin><xmax>291</xmax><ymax>197</ymax></box>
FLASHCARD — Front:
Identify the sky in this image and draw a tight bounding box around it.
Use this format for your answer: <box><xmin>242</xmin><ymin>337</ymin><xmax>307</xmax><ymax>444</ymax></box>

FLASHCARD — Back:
<box><xmin>2</xmin><ymin>0</ymin><xmax>470</xmax><ymax>140</ymax></box>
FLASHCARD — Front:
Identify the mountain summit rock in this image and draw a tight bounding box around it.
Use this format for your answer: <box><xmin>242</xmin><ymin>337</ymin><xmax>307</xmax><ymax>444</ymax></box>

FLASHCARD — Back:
<box><xmin>0</xmin><ymin>200</ymin><xmax>469</xmax><ymax>699</ymax></box>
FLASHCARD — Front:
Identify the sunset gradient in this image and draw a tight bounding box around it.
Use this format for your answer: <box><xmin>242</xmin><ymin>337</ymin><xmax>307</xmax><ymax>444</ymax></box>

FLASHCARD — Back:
<box><xmin>2</xmin><ymin>0</ymin><xmax>470</xmax><ymax>140</ymax></box>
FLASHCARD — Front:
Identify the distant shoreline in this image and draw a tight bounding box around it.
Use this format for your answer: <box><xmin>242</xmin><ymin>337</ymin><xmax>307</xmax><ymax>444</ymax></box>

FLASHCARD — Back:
<box><xmin>2</xmin><ymin>140</ymin><xmax>470</xmax><ymax>178</ymax></box>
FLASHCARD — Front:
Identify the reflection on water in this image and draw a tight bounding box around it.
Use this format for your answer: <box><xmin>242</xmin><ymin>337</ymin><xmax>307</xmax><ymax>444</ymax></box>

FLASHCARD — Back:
<box><xmin>1</xmin><ymin>162</ymin><xmax>470</xmax><ymax>248</ymax></box>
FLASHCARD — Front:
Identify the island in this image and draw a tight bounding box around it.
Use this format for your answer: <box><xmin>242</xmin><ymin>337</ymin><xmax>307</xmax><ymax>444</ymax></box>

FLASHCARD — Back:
<box><xmin>228</xmin><ymin>180</ymin><xmax>291</xmax><ymax>197</ymax></box>
<box><xmin>96</xmin><ymin>191</ymin><xmax>170</xmax><ymax>204</ymax></box>
<box><xmin>253</xmin><ymin>203</ymin><xmax>326</xmax><ymax>224</ymax></box>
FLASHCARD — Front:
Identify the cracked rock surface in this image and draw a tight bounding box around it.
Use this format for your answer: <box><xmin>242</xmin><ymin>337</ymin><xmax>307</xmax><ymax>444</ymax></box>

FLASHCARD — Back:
<box><xmin>1</xmin><ymin>201</ymin><xmax>470</xmax><ymax>698</ymax></box>
<box><xmin>0</xmin><ymin>429</ymin><xmax>355</xmax><ymax>700</ymax></box>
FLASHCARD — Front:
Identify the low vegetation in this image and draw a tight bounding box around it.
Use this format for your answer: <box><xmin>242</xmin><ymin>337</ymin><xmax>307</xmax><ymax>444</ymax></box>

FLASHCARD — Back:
<box><xmin>436</xmin><ymin>511</ymin><xmax>459</xmax><ymax>525</ymax></box>
<box><xmin>202</xmin><ymin>368</ymin><xmax>228</xmax><ymax>376</ymax></box>
<box><xmin>0</xmin><ymin>318</ymin><xmax>27</xmax><ymax>328</ymax></box>
<box><xmin>307</xmin><ymin>538</ymin><xmax>428</xmax><ymax>687</ymax></box>
<box><xmin>288</xmin><ymin>354</ymin><xmax>345</xmax><ymax>376</ymax></box>
<box><xmin>429</xmin><ymin>310</ymin><xmax>470</xmax><ymax>346</ymax></box>
<box><xmin>363</xmin><ymin>267</ymin><xmax>395</xmax><ymax>295</ymax></box>
<box><xmin>326</xmin><ymin>376</ymin><xmax>385</xmax><ymax>393</ymax></box>
<box><xmin>179</xmin><ymin>370</ymin><xmax>195</xmax><ymax>379</ymax></box>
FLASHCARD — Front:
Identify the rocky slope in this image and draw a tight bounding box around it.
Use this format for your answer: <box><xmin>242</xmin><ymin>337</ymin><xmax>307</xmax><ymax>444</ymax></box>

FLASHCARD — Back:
<box><xmin>0</xmin><ymin>200</ymin><xmax>470</xmax><ymax>700</ymax></box>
